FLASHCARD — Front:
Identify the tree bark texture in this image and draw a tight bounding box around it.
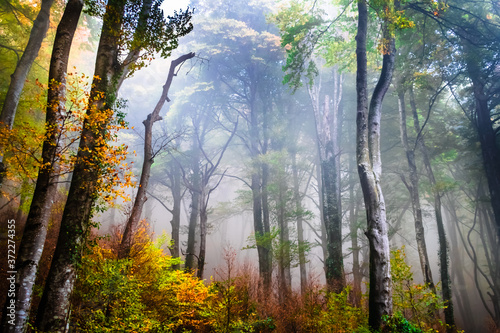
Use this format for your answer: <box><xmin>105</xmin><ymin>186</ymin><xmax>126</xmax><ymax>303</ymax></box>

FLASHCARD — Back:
<box><xmin>356</xmin><ymin>0</ymin><xmax>394</xmax><ymax>329</ymax></box>
<box><xmin>309</xmin><ymin>70</ymin><xmax>344</xmax><ymax>293</ymax></box>
<box><xmin>409</xmin><ymin>86</ymin><xmax>455</xmax><ymax>330</ymax></box>
<box><xmin>35</xmin><ymin>2</ymin><xmax>126</xmax><ymax>330</ymax></box>
<box><xmin>0</xmin><ymin>0</ymin><xmax>55</xmax><ymax>185</ymax></box>
<box><xmin>119</xmin><ymin>52</ymin><xmax>195</xmax><ymax>259</ymax></box>
<box><xmin>0</xmin><ymin>1</ymin><xmax>83</xmax><ymax>331</ymax></box>
<box><xmin>397</xmin><ymin>89</ymin><xmax>435</xmax><ymax>291</ymax></box>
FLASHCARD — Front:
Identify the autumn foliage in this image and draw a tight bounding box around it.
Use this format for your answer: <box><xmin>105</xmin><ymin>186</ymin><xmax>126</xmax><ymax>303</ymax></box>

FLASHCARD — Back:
<box><xmin>66</xmin><ymin>221</ymin><xmax>456</xmax><ymax>333</ymax></box>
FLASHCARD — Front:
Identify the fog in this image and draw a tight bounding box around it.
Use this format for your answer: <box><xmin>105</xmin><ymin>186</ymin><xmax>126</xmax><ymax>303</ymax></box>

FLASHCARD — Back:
<box><xmin>64</xmin><ymin>0</ymin><xmax>498</xmax><ymax>331</ymax></box>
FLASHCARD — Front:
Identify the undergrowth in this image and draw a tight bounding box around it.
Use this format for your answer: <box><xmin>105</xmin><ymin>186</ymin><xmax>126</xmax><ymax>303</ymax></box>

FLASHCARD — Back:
<box><xmin>66</xmin><ymin>222</ymin><xmax>460</xmax><ymax>332</ymax></box>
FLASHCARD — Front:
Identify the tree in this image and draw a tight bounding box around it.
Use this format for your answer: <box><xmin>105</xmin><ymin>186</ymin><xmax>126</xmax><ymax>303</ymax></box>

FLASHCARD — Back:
<box><xmin>35</xmin><ymin>1</ymin><xmax>193</xmax><ymax>330</ymax></box>
<box><xmin>355</xmin><ymin>0</ymin><xmax>396</xmax><ymax>329</ymax></box>
<box><xmin>189</xmin><ymin>0</ymin><xmax>284</xmax><ymax>289</ymax></box>
<box><xmin>119</xmin><ymin>52</ymin><xmax>195</xmax><ymax>259</ymax></box>
<box><xmin>396</xmin><ymin>84</ymin><xmax>435</xmax><ymax>291</ymax></box>
<box><xmin>0</xmin><ymin>0</ymin><xmax>55</xmax><ymax>185</ymax></box>
<box><xmin>309</xmin><ymin>68</ymin><xmax>345</xmax><ymax>292</ymax></box>
<box><xmin>0</xmin><ymin>1</ymin><xmax>83</xmax><ymax>331</ymax></box>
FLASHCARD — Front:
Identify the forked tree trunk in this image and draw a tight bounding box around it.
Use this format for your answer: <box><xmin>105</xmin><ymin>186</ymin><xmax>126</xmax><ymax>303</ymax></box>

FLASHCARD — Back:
<box><xmin>0</xmin><ymin>1</ymin><xmax>83</xmax><ymax>331</ymax></box>
<box><xmin>355</xmin><ymin>0</ymin><xmax>394</xmax><ymax>329</ymax></box>
<box><xmin>0</xmin><ymin>0</ymin><xmax>55</xmax><ymax>185</ymax></box>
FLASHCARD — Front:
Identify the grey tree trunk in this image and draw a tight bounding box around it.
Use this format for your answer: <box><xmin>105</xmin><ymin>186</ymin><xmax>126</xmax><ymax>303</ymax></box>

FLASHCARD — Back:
<box><xmin>355</xmin><ymin>1</ymin><xmax>394</xmax><ymax>329</ymax></box>
<box><xmin>0</xmin><ymin>0</ymin><xmax>55</xmax><ymax>185</ymax></box>
<box><xmin>170</xmin><ymin>162</ymin><xmax>182</xmax><ymax>269</ymax></box>
<box><xmin>348</xmin><ymin>150</ymin><xmax>362</xmax><ymax>306</ymax></box>
<box><xmin>309</xmin><ymin>70</ymin><xmax>344</xmax><ymax>292</ymax></box>
<box><xmin>197</xmin><ymin>188</ymin><xmax>208</xmax><ymax>279</ymax></box>
<box><xmin>291</xmin><ymin>151</ymin><xmax>307</xmax><ymax>295</ymax></box>
<box><xmin>119</xmin><ymin>52</ymin><xmax>194</xmax><ymax>259</ymax></box>
<box><xmin>35</xmin><ymin>2</ymin><xmax>126</xmax><ymax>330</ymax></box>
<box><xmin>409</xmin><ymin>87</ymin><xmax>455</xmax><ymax>330</ymax></box>
<box><xmin>397</xmin><ymin>89</ymin><xmax>435</xmax><ymax>291</ymax></box>
<box><xmin>277</xmin><ymin>168</ymin><xmax>291</xmax><ymax>299</ymax></box>
<box><xmin>249</xmin><ymin>97</ymin><xmax>272</xmax><ymax>290</ymax></box>
<box><xmin>185</xmin><ymin>147</ymin><xmax>200</xmax><ymax>272</ymax></box>
<box><xmin>0</xmin><ymin>1</ymin><xmax>83</xmax><ymax>331</ymax></box>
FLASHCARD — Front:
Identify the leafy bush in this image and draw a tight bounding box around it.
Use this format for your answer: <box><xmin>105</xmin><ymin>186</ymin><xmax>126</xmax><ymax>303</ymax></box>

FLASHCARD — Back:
<box><xmin>71</xmin><ymin>231</ymin><xmax>215</xmax><ymax>332</ymax></box>
<box><xmin>391</xmin><ymin>246</ymin><xmax>447</xmax><ymax>332</ymax></box>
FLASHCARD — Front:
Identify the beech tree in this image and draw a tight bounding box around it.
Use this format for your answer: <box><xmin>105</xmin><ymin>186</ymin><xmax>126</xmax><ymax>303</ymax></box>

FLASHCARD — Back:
<box><xmin>355</xmin><ymin>0</ymin><xmax>396</xmax><ymax>329</ymax></box>
<box><xmin>0</xmin><ymin>1</ymin><xmax>83</xmax><ymax>331</ymax></box>
<box><xmin>34</xmin><ymin>1</ymin><xmax>193</xmax><ymax>330</ymax></box>
<box><xmin>0</xmin><ymin>0</ymin><xmax>55</xmax><ymax>185</ymax></box>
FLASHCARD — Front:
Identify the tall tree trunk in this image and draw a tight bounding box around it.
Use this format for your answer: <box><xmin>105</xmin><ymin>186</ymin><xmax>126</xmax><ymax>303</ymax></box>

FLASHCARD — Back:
<box><xmin>119</xmin><ymin>52</ymin><xmax>194</xmax><ymax>259</ymax></box>
<box><xmin>0</xmin><ymin>0</ymin><xmax>55</xmax><ymax>185</ymax></box>
<box><xmin>35</xmin><ymin>2</ymin><xmax>126</xmax><ymax>330</ymax></box>
<box><xmin>291</xmin><ymin>151</ymin><xmax>307</xmax><ymax>295</ymax></box>
<box><xmin>348</xmin><ymin>150</ymin><xmax>362</xmax><ymax>306</ymax></box>
<box><xmin>249</xmin><ymin>94</ymin><xmax>272</xmax><ymax>290</ymax></box>
<box><xmin>170</xmin><ymin>162</ymin><xmax>182</xmax><ymax>269</ymax></box>
<box><xmin>309</xmin><ymin>70</ymin><xmax>344</xmax><ymax>292</ymax></box>
<box><xmin>0</xmin><ymin>1</ymin><xmax>83</xmax><ymax>331</ymax></box>
<box><xmin>409</xmin><ymin>86</ymin><xmax>455</xmax><ymax>330</ymax></box>
<box><xmin>462</xmin><ymin>42</ymin><xmax>500</xmax><ymax>242</ymax></box>
<box><xmin>197</xmin><ymin>189</ymin><xmax>208</xmax><ymax>279</ymax></box>
<box><xmin>397</xmin><ymin>89</ymin><xmax>435</xmax><ymax>291</ymax></box>
<box><xmin>185</xmin><ymin>147</ymin><xmax>200</xmax><ymax>272</ymax></box>
<box><xmin>356</xmin><ymin>1</ymin><xmax>395</xmax><ymax>329</ymax></box>
<box><xmin>277</xmin><ymin>168</ymin><xmax>291</xmax><ymax>300</ymax></box>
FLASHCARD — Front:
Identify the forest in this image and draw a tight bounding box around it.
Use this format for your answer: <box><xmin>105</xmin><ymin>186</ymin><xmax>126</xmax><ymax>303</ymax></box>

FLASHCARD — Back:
<box><xmin>0</xmin><ymin>0</ymin><xmax>499</xmax><ymax>332</ymax></box>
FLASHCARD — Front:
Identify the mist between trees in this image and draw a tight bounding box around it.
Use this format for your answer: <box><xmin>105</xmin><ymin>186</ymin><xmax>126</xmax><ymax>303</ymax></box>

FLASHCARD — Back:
<box><xmin>0</xmin><ymin>0</ymin><xmax>499</xmax><ymax>332</ymax></box>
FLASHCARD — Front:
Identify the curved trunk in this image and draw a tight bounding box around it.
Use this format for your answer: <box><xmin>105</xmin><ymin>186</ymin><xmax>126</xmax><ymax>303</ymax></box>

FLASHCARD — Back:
<box><xmin>356</xmin><ymin>1</ymin><xmax>394</xmax><ymax>329</ymax></box>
